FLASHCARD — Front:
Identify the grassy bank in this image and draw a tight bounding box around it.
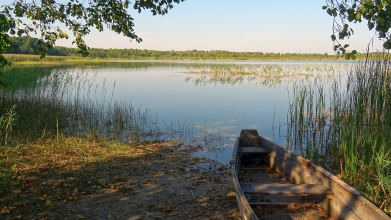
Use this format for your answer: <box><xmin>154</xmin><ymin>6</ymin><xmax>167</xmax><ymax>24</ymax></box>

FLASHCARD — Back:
<box><xmin>0</xmin><ymin>65</ymin><xmax>229</xmax><ymax>218</ymax></box>
<box><xmin>3</xmin><ymin>53</ymin><xmax>365</xmax><ymax>64</ymax></box>
<box><xmin>1</xmin><ymin>135</ymin><xmax>154</xmax><ymax>216</ymax></box>
<box><xmin>0</xmin><ymin>134</ymin><xmax>238</xmax><ymax>219</ymax></box>
<box><xmin>3</xmin><ymin>54</ymin><xmax>107</xmax><ymax>64</ymax></box>
<box><xmin>286</xmin><ymin>53</ymin><xmax>391</xmax><ymax>214</ymax></box>
<box><xmin>0</xmin><ymin>65</ymin><xmax>224</xmax><ymax>145</ymax></box>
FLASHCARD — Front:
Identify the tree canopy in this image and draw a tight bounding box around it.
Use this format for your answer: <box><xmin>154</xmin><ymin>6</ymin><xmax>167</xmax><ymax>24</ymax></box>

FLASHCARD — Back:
<box><xmin>323</xmin><ymin>0</ymin><xmax>391</xmax><ymax>60</ymax></box>
<box><xmin>0</xmin><ymin>0</ymin><xmax>184</xmax><ymax>82</ymax></box>
<box><xmin>0</xmin><ymin>0</ymin><xmax>390</xmax><ymax>74</ymax></box>
<box><xmin>6</xmin><ymin>36</ymin><xmax>372</xmax><ymax>61</ymax></box>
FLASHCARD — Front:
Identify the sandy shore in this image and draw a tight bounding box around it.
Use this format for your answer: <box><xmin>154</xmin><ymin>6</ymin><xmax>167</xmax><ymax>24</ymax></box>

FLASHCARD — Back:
<box><xmin>58</xmin><ymin>143</ymin><xmax>241</xmax><ymax>220</ymax></box>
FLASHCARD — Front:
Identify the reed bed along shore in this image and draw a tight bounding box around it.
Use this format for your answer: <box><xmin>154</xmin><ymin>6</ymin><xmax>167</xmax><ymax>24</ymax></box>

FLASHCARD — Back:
<box><xmin>287</xmin><ymin>53</ymin><xmax>391</xmax><ymax>214</ymax></box>
<box><xmin>0</xmin><ymin>65</ymin><xmax>227</xmax><ymax>216</ymax></box>
<box><xmin>0</xmin><ymin>66</ymin><xmax>225</xmax><ymax>146</ymax></box>
<box><xmin>3</xmin><ymin>54</ymin><xmax>104</xmax><ymax>64</ymax></box>
<box><xmin>185</xmin><ymin>63</ymin><xmax>335</xmax><ymax>87</ymax></box>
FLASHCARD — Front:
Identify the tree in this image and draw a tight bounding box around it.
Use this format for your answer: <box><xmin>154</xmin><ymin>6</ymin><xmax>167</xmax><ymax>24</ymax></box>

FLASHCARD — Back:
<box><xmin>323</xmin><ymin>0</ymin><xmax>391</xmax><ymax>60</ymax></box>
<box><xmin>0</xmin><ymin>0</ymin><xmax>185</xmax><ymax>81</ymax></box>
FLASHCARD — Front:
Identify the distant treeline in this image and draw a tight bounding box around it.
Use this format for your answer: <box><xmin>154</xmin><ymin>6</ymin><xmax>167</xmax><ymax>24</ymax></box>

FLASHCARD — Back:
<box><xmin>6</xmin><ymin>36</ymin><xmax>370</xmax><ymax>61</ymax></box>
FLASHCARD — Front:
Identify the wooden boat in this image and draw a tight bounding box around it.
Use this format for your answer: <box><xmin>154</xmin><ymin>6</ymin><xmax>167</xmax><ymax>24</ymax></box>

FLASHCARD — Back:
<box><xmin>231</xmin><ymin>129</ymin><xmax>391</xmax><ymax>220</ymax></box>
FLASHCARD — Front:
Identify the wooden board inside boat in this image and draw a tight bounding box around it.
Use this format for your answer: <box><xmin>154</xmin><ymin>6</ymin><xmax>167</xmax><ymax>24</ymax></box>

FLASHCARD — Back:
<box><xmin>238</xmin><ymin>163</ymin><xmax>332</xmax><ymax>219</ymax></box>
<box><xmin>231</xmin><ymin>129</ymin><xmax>391</xmax><ymax>220</ymax></box>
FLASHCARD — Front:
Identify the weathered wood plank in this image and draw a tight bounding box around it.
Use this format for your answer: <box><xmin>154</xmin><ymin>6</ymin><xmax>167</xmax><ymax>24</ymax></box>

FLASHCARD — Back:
<box><xmin>231</xmin><ymin>137</ymin><xmax>259</xmax><ymax>220</ymax></box>
<box><xmin>241</xmin><ymin>167</ymin><xmax>269</xmax><ymax>171</ymax></box>
<box><xmin>239</xmin><ymin>129</ymin><xmax>261</xmax><ymax>147</ymax></box>
<box><xmin>316</xmin><ymin>195</ymin><xmax>362</xmax><ymax>220</ymax></box>
<box><xmin>248</xmin><ymin>202</ymin><xmax>318</xmax><ymax>206</ymax></box>
<box><xmin>239</xmin><ymin>147</ymin><xmax>270</xmax><ymax>154</ymax></box>
<box><xmin>240</xmin><ymin>183</ymin><xmax>334</xmax><ymax>196</ymax></box>
<box><xmin>258</xmin><ymin>135</ymin><xmax>391</xmax><ymax>220</ymax></box>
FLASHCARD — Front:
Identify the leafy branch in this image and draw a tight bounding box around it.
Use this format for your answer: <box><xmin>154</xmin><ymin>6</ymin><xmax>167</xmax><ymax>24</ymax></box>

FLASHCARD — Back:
<box><xmin>323</xmin><ymin>0</ymin><xmax>391</xmax><ymax>60</ymax></box>
<box><xmin>0</xmin><ymin>0</ymin><xmax>185</xmax><ymax>86</ymax></box>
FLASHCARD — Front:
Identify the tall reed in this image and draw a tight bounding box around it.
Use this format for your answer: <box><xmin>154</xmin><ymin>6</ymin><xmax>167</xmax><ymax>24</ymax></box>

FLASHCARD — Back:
<box><xmin>287</xmin><ymin>53</ymin><xmax>391</xmax><ymax>213</ymax></box>
<box><xmin>186</xmin><ymin>63</ymin><xmax>334</xmax><ymax>87</ymax></box>
<box><xmin>0</xmin><ymin>66</ymin><xmax>225</xmax><ymax>148</ymax></box>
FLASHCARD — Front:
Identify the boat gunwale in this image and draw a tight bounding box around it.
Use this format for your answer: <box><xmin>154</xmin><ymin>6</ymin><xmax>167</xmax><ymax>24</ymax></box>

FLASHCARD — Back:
<box><xmin>260</xmin><ymin>135</ymin><xmax>390</xmax><ymax>219</ymax></box>
<box><xmin>231</xmin><ymin>136</ymin><xmax>259</xmax><ymax>220</ymax></box>
<box><xmin>231</xmin><ymin>129</ymin><xmax>391</xmax><ymax>220</ymax></box>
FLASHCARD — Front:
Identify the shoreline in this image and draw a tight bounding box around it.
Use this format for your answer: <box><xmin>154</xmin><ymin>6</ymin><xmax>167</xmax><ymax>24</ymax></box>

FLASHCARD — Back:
<box><xmin>3</xmin><ymin>54</ymin><xmax>361</xmax><ymax>64</ymax></box>
<box><xmin>1</xmin><ymin>138</ymin><xmax>241</xmax><ymax>220</ymax></box>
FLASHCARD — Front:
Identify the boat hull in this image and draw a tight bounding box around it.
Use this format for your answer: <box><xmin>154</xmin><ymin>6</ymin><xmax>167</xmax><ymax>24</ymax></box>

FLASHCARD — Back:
<box><xmin>231</xmin><ymin>129</ymin><xmax>390</xmax><ymax>220</ymax></box>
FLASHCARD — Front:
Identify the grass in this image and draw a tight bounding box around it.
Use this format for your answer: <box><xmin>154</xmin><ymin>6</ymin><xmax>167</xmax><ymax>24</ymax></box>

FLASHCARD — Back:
<box><xmin>0</xmin><ymin>134</ymin><xmax>189</xmax><ymax>217</ymax></box>
<box><xmin>4</xmin><ymin>58</ymin><xmax>388</xmax><ymax>216</ymax></box>
<box><xmin>1</xmin><ymin>64</ymin><xmax>53</xmax><ymax>90</ymax></box>
<box><xmin>3</xmin><ymin>54</ymin><xmax>106</xmax><ymax>64</ymax></box>
<box><xmin>0</xmin><ymin>64</ymin><xmax>227</xmax><ymax>218</ymax></box>
<box><xmin>3</xmin><ymin>54</ymin><xmax>188</xmax><ymax>64</ymax></box>
<box><xmin>0</xmin><ymin>65</ymin><xmax>224</xmax><ymax>145</ymax></box>
<box><xmin>185</xmin><ymin>63</ymin><xmax>334</xmax><ymax>87</ymax></box>
<box><xmin>4</xmin><ymin>53</ymin><xmax>367</xmax><ymax>65</ymax></box>
<box><xmin>286</xmin><ymin>52</ymin><xmax>391</xmax><ymax>214</ymax></box>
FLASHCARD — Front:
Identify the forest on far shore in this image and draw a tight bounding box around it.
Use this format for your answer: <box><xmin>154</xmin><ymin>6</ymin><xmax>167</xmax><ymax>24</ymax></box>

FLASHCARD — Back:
<box><xmin>5</xmin><ymin>36</ymin><xmax>370</xmax><ymax>61</ymax></box>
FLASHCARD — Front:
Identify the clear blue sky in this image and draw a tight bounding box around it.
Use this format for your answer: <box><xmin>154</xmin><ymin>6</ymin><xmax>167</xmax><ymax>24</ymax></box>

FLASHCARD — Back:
<box><xmin>1</xmin><ymin>0</ymin><xmax>384</xmax><ymax>53</ymax></box>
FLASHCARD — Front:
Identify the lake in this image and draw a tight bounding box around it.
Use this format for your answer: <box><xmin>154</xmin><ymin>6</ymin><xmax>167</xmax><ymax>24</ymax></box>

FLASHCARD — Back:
<box><xmin>51</xmin><ymin>61</ymin><xmax>354</xmax><ymax>164</ymax></box>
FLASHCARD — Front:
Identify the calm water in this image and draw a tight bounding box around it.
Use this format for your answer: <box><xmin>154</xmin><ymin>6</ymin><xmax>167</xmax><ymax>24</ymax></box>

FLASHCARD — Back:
<box><xmin>56</xmin><ymin>61</ymin><xmax>354</xmax><ymax>164</ymax></box>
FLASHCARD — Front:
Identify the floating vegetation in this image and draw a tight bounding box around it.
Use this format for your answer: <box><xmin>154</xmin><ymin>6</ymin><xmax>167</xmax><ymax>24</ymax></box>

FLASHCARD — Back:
<box><xmin>185</xmin><ymin>62</ymin><xmax>335</xmax><ymax>87</ymax></box>
<box><xmin>286</xmin><ymin>53</ymin><xmax>391</xmax><ymax>214</ymax></box>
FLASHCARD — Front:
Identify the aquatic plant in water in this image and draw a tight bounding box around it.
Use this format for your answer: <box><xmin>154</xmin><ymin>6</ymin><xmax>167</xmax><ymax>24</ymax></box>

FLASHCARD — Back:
<box><xmin>0</xmin><ymin>67</ymin><xmax>226</xmax><ymax>149</ymax></box>
<box><xmin>185</xmin><ymin>62</ymin><xmax>334</xmax><ymax>87</ymax></box>
<box><xmin>286</xmin><ymin>52</ymin><xmax>391</xmax><ymax>213</ymax></box>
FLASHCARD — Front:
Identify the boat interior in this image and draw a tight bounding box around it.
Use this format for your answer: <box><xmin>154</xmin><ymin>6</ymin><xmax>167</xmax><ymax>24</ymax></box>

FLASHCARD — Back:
<box><xmin>233</xmin><ymin>130</ymin><xmax>332</xmax><ymax>220</ymax></box>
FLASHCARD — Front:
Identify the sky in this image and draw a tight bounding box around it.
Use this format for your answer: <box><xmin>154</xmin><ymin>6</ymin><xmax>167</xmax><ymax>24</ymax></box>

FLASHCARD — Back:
<box><xmin>1</xmin><ymin>0</ymin><xmax>385</xmax><ymax>53</ymax></box>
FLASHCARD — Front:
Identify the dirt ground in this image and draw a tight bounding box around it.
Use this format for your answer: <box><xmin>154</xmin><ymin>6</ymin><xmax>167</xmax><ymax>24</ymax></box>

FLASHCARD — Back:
<box><xmin>1</xmin><ymin>141</ymin><xmax>242</xmax><ymax>220</ymax></box>
<box><xmin>1</xmin><ymin>139</ymin><xmax>334</xmax><ymax>220</ymax></box>
<box><xmin>60</xmin><ymin>144</ymin><xmax>242</xmax><ymax>220</ymax></box>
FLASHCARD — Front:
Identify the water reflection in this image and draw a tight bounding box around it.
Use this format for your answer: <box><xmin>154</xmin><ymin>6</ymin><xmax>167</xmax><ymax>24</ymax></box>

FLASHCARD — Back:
<box><xmin>21</xmin><ymin>61</ymin><xmax>353</xmax><ymax>163</ymax></box>
<box><xmin>184</xmin><ymin>63</ymin><xmax>336</xmax><ymax>87</ymax></box>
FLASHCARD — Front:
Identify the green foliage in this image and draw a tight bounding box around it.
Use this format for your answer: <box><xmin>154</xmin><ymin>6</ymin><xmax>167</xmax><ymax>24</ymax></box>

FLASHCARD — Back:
<box><xmin>0</xmin><ymin>13</ymin><xmax>17</xmax><ymax>87</ymax></box>
<box><xmin>1</xmin><ymin>64</ymin><xmax>52</xmax><ymax>90</ymax></box>
<box><xmin>6</xmin><ymin>35</ymin><xmax>72</xmax><ymax>56</ymax></box>
<box><xmin>7</xmin><ymin>36</ymin><xmax>38</xmax><ymax>54</ymax></box>
<box><xmin>287</xmin><ymin>53</ymin><xmax>391</xmax><ymax>211</ymax></box>
<box><xmin>0</xmin><ymin>105</ymin><xmax>18</xmax><ymax>145</ymax></box>
<box><xmin>323</xmin><ymin>0</ymin><xmax>391</xmax><ymax>59</ymax></box>
<box><xmin>2</xmin><ymin>0</ymin><xmax>184</xmax><ymax>57</ymax></box>
<box><xmin>3</xmin><ymin>37</ymin><xmax>374</xmax><ymax>60</ymax></box>
<box><xmin>0</xmin><ymin>0</ymin><xmax>185</xmax><ymax>86</ymax></box>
